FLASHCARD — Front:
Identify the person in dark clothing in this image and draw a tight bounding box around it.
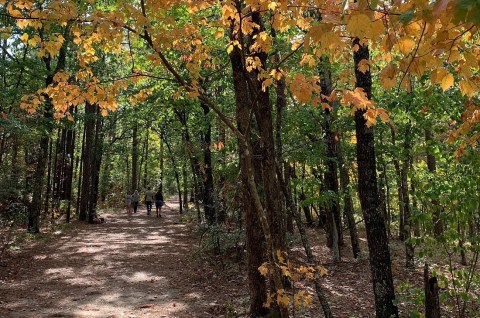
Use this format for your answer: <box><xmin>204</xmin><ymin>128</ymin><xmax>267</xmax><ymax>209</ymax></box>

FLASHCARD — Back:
<box><xmin>155</xmin><ymin>189</ymin><xmax>164</xmax><ymax>218</ymax></box>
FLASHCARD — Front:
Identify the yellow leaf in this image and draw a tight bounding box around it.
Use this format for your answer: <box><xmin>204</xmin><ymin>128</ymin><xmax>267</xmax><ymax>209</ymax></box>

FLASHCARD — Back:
<box><xmin>364</xmin><ymin>109</ymin><xmax>377</xmax><ymax>127</ymax></box>
<box><xmin>258</xmin><ymin>263</ymin><xmax>269</xmax><ymax>276</ymax></box>
<box><xmin>357</xmin><ymin>59</ymin><xmax>370</xmax><ymax>74</ymax></box>
<box><xmin>262</xmin><ymin>78</ymin><xmax>274</xmax><ymax>92</ymax></box>
<box><xmin>346</xmin><ymin>14</ymin><xmax>372</xmax><ymax>39</ymax></box>
<box><xmin>20</xmin><ymin>33</ymin><xmax>29</xmax><ymax>43</ymax></box>
<box><xmin>377</xmin><ymin>108</ymin><xmax>390</xmax><ymax>123</ymax></box>
<box><xmin>214</xmin><ymin>29</ymin><xmax>223</xmax><ymax>39</ymax></box>
<box><xmin>317</xmin><ymin>266</ymin><xmax>328</xmax><ymax>277</ymax></box>
<box><xmin>28</xmin><ymin>37</ymin><xmax>38</xmax><ymax>46</ymax></box>
<box><xmin>276</xmin><ymin>289</ymin><xmax>290</xmax><ymax>308</ymax></box>
<box><xmin>458</xmin><ymin>80</ymin><xmax>477</xmax><ymax>97</ymax></box>
<box><xmin>276</xmin><ymin>250</ymin><xmax>285</xmax><ymax>263</ymax></box>
<box><xmin>398</xmin><ymin>37</ymin><xmax>415</xmax><ymax>55</ymax></box>
<box><xmin>441</xmin><ymin>73</ymin><xmax>454</xmax><ymax>91</ymax></box>
<box><xmin>322</xmin><ymin>103</ymin><xmax>333</xmax><ymax>111</ymax></box>
<box><xmin>268</xmin><ymin>2</ymin><xmax>277</xmax><ymax>10</ymax></box>
<box><xmin>226</xmin><ymin>44</ymin><xmax>233</xmax><ymax>54</ymax></box>
<box><xmin>350</xmin><ymin>136</ymin><xmax>357</xmax><ymax>144</ymax></box>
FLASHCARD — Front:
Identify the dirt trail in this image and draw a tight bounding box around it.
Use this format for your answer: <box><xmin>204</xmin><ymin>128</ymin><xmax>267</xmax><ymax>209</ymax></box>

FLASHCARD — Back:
<box><xmin>0</xmin><ymin>200</ymin><xmax>247</xmax><ymax>318</ymax></box>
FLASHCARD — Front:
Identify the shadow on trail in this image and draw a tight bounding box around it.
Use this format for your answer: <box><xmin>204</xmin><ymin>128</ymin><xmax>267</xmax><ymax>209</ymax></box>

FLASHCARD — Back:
<box><xmin>0</xmin><ymin>199</ymin><xmax>243</xmax><ymax>318</ymax></box>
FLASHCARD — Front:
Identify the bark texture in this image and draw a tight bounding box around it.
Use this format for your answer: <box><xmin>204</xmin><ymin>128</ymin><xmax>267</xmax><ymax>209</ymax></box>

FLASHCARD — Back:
<box><xmin>353</xmin><ymin>38</ymin><xmax>398</xmax><ymax>318</ymax></box>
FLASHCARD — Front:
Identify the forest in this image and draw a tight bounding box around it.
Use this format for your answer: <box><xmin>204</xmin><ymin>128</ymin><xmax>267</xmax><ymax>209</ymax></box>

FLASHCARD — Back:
<box><xmin>0</xmin><ymin>0</ymin><xmax>479</xmax><ymax>317</ymax></box>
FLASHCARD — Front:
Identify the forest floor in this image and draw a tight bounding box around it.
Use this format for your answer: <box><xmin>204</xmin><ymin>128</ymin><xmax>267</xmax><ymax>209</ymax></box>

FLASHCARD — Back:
<box><xmin>0</xmin><ymin>199</ymin><xmax>476</xmax><ymax>317</ymax></box>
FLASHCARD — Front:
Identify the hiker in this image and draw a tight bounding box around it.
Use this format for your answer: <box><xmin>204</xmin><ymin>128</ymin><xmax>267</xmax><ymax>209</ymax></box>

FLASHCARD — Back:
<box><xmin>132</xmin><ymin>190</ymin><xmax>140</xmax><ymax>213</ymax></box>
<box><xmin>125</xmin><ymin>192</ymin><xmax>132</xmax><ymax>214</ymax></box>
<box><xmin>155</xmin><ymin>189</ymin><xmax>164</xmax><ymax>218</ymax></box>
<box><xmin>145</xmin><ymin>187</ymin><xmax>155</xmax><ymax>216</ymax></box>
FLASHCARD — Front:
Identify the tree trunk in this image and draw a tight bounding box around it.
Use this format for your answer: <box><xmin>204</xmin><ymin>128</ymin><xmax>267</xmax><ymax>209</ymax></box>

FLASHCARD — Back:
<box><xmin>229</xmin><ymin>7</ymin><xmax>288</xmax><ymax>316</ymax></box>
<box><xmin>79</xmin><ymin>102</ymin><xmax>96</xmax><ymax>221</ymax></box>
<box><xmin>319</xmin><ymin>56</ymin><xmax>342</xmax><ymax>261</ymax></box>
<box><xmin>402</xmin><ymin>118</ymin><xmax>414</xmax><ymax>269</ymax></box>
<box><xmin>216</xmin><ymin>120</ymin><xmax>227</xmax><ymax>223</ymax></box>
<box><xmin>75</xmin><ymin>126</ymin><xmax>85</xmax><ymax>216</ymax></box>
<box><xmin>300</xmin><ymin>164</ymin><xmax>314</xmax><ymax>226</ymax></box>
<box><xmin>65</xmin><ymin>120</ymin><xmax>76</xmax><ymax>224</ymax></box>
<box><xmin>424</xmin><ymin>263</ymin><xmax>441</xmax><ymax>318</ymax></box>
<box><xmin>229</xmin><ymin>36</ymin><xmax>268</xmax><ymax>316</ymax></box>
<box><xmin>353</xmin><ymin>38</ymin><xmax>398</xmax><ymax>318</ymax></box>
<box><xmin>390</xmin><ymin>125</ymin><xmax>405</xmax><ymax>240</ymax></box>
<box><xmin>131</xmin><ymin>121</ymin><xmax>138</xmax><ymax>192</ymax></box>
<box><xmin>88</xmin><ymin>110</ymin><xmax>103</xmax><ymax>223</ymax></box>
<box><xmin>182</xmin><ymin>160</ymin><xmax>188</xmax><ymax>210</ymax></box>
<box><xmin>163</xmin><ymin>133</ymin><xmax>182</xmax><ymax>214</ymax></box>
<box><xmin>338</xmin><ymin>141</ymin><xmax>361</xmax><ymax>259</ymax></box>
<box><xmin>28</xmin><ymin>31</ymin><xmax>69</xmax><ymax>231</ymax></box>
<box><xmin>27</xmin><ymin>76</ymin><xmax>54</xmax><ymax>233</ymax></box>
<box><xmin>43</xmin><ymin>137</ymin><xmax>53</xmax><ymax>218</ymax></box>
<box><xmin>143</xmin><ymin>127</ymin><xmax>149</xmax><ymax>189</ymax></box>
<box><xmin>425</xmin><ymin>129</ymin><xmax>443</xmax><ymax>237</ymax></box>
<box><xmin>200</xmin><ymin>101</ymin><xmax>216</xmax><ymax>224</ymax></box>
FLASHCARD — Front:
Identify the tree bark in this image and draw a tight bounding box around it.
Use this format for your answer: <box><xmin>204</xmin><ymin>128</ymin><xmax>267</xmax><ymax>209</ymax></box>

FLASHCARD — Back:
<box><xmin>131</xmin><ymin>121</ymin><xmax>138</xmax><ymax>192</ymax></box>
<box><xmin>353</xmin><ymin>38</ymin><xmax>398</xmax><ymax>318</ymax></box>
<box><xmin>200</xmin><ymin>101</ymin><xmax>216</xmax><ymax>224</ymax></box>
<box><xmin>229</xmin><ymin>32</ymin><xmax>268</xmax><ymax>316</ymax></box>
<box><xmin>390</xmin><ymin>125</ymin><xmax>405</xmax><ymax>240</ymax></box>
<box><xmin>402</xmin><ymin>118</ymin><xmax>414</xmax><ymax>269</ymax></box>
<box><xmin>88</xmin><ymin>110</ymin><xmax>103</xmax><ymax>223</ymax></box>
<box><xmin>319</xmin><ymin>56</ymin><xmax>342</xmax><ymax>261</ymax></box>
<box><xmin>65</xmin><ymin>119</ymin><xmax>76</xmax><ymax>224</ymax></box>
<box><xmin>143</xmin><ymin>126</ymin><xmax>149</xmax><ymax>189</ymax></box>
<box><xmin>79</xmin><ymin>102</ymin><xmax>96</xmax><ymax>221</ymax></box>
<box><xmin>162</xmin><ymin>132</ymin><xmax>182</xmax><ymax>214</ymax></box>
<box><xmin>27</xmin><ymin>77</ymin><xmax>54</xmax><ymax>233</ymax></box>
<box><xmin>338</xmin><ymin>141</ymin><xmax>361</xmax><ymax>259</ymax></box>
<box><xmin>424</xmin><ymin>263</ymin><xmax>441</xmax><ymax>318</ymax></box>
<box><xmin>425</xmin><ymin>129</ymin><xmax>443</xmax><ymax>237</ymax></box>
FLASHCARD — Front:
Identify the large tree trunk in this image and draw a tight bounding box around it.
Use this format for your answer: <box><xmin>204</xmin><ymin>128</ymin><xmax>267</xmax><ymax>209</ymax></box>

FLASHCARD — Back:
<box><xmin>319</xmin><ymin>57</ymin><xmax>342</xmax><ymax>261</ymax></box>
<box><xmin>229</xmin><ymin>6</ymin><xmax>288</xmax><ymax>317</ymax></box>
<box><xmin>200</xmin><ymin>101</ymin><xmax>216</xmax><ymax>224</ymax></box>
<box><xmin>64</xmin><ymin>120</ymin><xmax>76</xmax><ymax>224</ymax></box>
<box><xmin>229</xmin><ymin>35</ymin><xmax>268</xmax><ymax>316</ymax></box>
<box><xmin>88</xmin><ymin>110</ymin><xmax>103</xmax><ymax>223</ymax></box>
<box><xmin>79</xmin><ymin>102</ymin><xmax>96</xmax><ymax>221</ymax></box>
<box><xmin>27</xmin><ymin>71</ymin><xmax>54</xmax><ymax>233</ymax></box>
<box><xmin>353</xmin><ymin>38</ymin><xmax>398</xmax><ymax>318</ymax></box>
<box><xmin>250</xmin><ymin>28</ymin><xmax>286</xmax><ymax>259</ymax></box>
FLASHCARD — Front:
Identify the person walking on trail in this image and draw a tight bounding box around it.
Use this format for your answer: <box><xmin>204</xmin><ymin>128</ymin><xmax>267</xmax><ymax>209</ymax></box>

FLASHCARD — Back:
<box><xmin>132</xmin><ymin>190</ymin><xmax>140</xmax><ymax>213</ymax></box>
<box><xmin>125</xmin><ymin>192</ymin><xmax>132</xmax><ymax>214</ymax></box>
<box><xmin>155</xmin><ymin>189</ymin><xmax>164</xmax><ymax>218</ymax></box>
<box><xmin>145</xmin><ymin>187</ymin><xmax>155</xmax><ymax>216</ymax></box>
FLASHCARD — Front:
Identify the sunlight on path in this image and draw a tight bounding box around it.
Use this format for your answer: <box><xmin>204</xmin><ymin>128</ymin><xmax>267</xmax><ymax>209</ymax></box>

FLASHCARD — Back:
<box><xmin>0</xmin><ymin>199</ymin><xmax>226</xmax><ymax>318</ymax></box>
